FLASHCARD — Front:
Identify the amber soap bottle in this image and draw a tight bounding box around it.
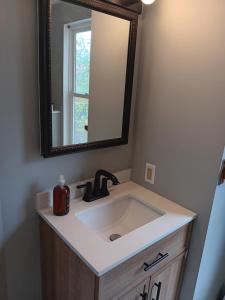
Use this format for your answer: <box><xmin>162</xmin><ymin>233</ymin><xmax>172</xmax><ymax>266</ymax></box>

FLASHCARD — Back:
<box><xmin>53</xmin><ymin>175</ymin><xmax>70</xmax><ymax>216</ymax></box>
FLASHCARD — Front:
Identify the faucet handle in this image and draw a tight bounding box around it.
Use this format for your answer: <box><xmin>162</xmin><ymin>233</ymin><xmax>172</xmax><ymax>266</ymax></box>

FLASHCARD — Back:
<box><xmin>77</xmin><ymin>182</ymin><xmax>93</xmax><ymax>202</ymax></box>
<box><xmin>112</xmin><ymin>176</ymin><xmax>120</xmax><ymax>186</ymax></box>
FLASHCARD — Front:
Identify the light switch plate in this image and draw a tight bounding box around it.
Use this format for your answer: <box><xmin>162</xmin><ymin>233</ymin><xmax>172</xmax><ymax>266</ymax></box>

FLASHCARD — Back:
<box><xmin>145</xmin><ymin>163</ymin><xmax>156</xmax><ymax>184</ymax></box>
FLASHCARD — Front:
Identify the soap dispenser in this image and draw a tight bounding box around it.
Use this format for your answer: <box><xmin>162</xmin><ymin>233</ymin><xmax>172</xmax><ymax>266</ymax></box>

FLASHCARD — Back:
<box><xmin>53</xmin><ymin>175</ymin><xmax>70</xmax><ymax>216</ymax></box>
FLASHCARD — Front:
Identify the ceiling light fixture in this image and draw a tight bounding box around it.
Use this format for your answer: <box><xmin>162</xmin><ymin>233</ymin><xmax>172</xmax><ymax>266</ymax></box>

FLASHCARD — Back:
<box><xmin>141</xmin><ymin>0</ymin><xmax>156</xmax><ymax>4</ymax></box>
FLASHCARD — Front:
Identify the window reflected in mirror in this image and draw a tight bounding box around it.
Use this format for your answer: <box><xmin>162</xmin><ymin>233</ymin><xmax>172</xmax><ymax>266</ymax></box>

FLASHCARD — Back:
<box><xmin>50</xmin><ymin>0</ymin><xmax>130</xmax><ymax>147</ymax></box>
<box><xmin>65</xmin><ymin>19</ymin><xmax>91</xmax><ymax>145</ymax></box>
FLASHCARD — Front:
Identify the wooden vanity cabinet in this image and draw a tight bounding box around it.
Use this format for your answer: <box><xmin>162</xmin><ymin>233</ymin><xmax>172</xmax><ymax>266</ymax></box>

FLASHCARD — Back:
<box><xmin>39</xmin><ymin>219</ymin><xmax>193</xmax><ymax>300</ymax></box>
<box><xmin>148</xmin><ymin>252</ymin><xmax>187</xmax><ymax>300</ymax></box>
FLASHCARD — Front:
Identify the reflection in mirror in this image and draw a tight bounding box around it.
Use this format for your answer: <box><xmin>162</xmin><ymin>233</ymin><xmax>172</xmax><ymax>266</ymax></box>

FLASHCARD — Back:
<box><xmin>50</xmin><ymin>0</ymin><xmax>130</xmax><ymax>147</ymax></box>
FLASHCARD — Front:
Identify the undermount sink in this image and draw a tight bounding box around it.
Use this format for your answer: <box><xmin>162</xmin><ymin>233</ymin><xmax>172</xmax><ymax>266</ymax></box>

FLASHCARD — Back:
<box><xmin>75</xmin><ymin>195</ymin><xmax>165</xmax><ymax>242</ymax></box>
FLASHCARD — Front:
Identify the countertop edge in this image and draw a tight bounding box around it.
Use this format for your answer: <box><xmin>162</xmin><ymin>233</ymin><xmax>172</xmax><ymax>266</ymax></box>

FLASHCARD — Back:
<box><xmin>38</xmin><ymin>211</ymin><xmax>195</xmax><ymax>277</ymax></box>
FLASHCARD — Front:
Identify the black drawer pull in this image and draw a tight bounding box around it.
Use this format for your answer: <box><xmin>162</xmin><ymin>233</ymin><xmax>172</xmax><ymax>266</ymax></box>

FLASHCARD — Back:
<box><xmin>144</xmin><ymin>252</ymin><xmax>169</xmax><ymax>272</ymax></box>
<box><xmin>152</xmin><ymin>282</ymin><xmax>162</xmax><ymax>300</ymax></box>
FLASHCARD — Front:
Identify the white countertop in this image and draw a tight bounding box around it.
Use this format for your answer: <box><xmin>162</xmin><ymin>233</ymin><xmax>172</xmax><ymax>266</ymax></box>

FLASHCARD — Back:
<box><xmin>38</xmin><ymin>181</ymin><xmax>196</xmax><ymax>276</ymax></box>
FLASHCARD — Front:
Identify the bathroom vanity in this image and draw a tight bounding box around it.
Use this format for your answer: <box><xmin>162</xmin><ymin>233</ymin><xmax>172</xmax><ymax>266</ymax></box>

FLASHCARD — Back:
<box><xmin>38</xmin><ymin>181</ymin><xmax>196</xmax><ymax>300</ymax></box>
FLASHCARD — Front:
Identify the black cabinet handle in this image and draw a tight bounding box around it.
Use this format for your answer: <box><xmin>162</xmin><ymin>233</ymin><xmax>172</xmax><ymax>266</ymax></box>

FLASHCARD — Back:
<box><xmin>140</xmin><ymin>292</ymin><xmax>148</xmax><ymax>300</ymax></box>
<box><xmin>144</xmin><ymin>252</ymin><xmax>169</xmax><ymax>272</ymax></box>
<box><xmin>140</xmin><ymin>284</ymin><xmax>148</xmax><ymax>300</ymax></box>
<box><xmin>152</xmin><ymin>282</ymin><xmax>162</xmax><ymax>300</ymax></box>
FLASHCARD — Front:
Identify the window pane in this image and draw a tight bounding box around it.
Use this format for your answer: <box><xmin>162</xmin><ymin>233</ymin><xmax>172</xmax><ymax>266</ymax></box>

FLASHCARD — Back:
<box><xmin>75</xmin><ymin>31</ymin><xmax>91</xmax><ymax>95</ymax></box>
<box><xmin>73</xmin><ymin>97</ymin><xmax>88</xmax><ymax>144</ymax></box>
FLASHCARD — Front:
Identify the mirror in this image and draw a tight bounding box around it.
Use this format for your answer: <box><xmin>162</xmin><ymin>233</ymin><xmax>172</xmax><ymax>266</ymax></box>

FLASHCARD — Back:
<box><xmin>39</xmin><ymin>0</ymin><xmax>138</xmax><ymax>157</ymax></box>
<box><xmin>51</xmin><ymin>1</ymin><xmax>130</xmax><ymax>146</ymax></box>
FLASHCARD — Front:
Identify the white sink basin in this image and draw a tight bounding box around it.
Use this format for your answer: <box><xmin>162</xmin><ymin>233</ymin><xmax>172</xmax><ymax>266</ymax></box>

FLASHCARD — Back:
<box><xmin>75</xmin><ymin>195</ymin><xmax>165</xmax><ymax>242</ymax></box>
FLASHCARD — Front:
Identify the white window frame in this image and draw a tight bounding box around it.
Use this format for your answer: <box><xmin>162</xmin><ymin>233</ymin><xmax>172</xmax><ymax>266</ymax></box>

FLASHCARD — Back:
<box><xmin>63</xmin><ymin>18</ymin><xmax>91</xmax><ymax>145</ymax></box>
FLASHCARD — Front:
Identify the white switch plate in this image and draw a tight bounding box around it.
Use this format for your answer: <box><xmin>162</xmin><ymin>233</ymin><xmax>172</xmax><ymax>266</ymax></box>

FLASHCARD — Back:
<box><xmin>145</xmin><ymin>163</ymin><xmax>156</xmax><ymax>184</ymax></box>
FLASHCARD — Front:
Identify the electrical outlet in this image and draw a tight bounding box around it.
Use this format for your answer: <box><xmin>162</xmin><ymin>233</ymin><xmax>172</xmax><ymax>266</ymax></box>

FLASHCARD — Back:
<box><xmin>145</xmin><ymin>163</ymin><xmax>155</xmax><ymax>184</ymax></box>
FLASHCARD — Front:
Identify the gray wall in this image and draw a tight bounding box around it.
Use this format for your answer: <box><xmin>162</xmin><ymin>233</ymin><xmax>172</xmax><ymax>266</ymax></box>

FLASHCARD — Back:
<box><xmin>89</xmin><ymin>11</ymin><xmax>129</xmax><ymax>142</ymax></box>
<box><xmin>132</xmin><ymin>1</ymin><xmax>225</xmax><ymax>299</ymax></box>
<box><xmin>1</xmin><ymin>0</ymin><xmax>225</xmax><ymax>299</ymax></box>
<box><xmin>194</xmin><ymin>149</ymin><xmax>225</xmax><ymax>300</ymax></box>
<box><xmin>0</xmin><ymin>0</ymin><xmax>135</xmax><ymax>299</ymax></box>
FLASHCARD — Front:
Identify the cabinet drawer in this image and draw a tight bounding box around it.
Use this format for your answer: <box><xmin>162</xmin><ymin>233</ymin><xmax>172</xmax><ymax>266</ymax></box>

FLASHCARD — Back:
<box><xmin>97</xmin><ymin>224</ymin><xmax>190</xmax><ymax>300</ymax></box>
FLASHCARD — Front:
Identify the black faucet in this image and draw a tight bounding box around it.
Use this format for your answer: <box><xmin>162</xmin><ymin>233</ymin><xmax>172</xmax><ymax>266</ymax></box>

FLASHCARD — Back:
<box><xmin>77</xmin><ymin>169</ymin><xmax>120</xmax><ymax>202</ymax></box>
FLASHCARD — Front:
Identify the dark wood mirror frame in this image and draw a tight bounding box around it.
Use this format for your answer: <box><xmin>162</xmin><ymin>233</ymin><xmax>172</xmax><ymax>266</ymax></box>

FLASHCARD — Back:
<box><xmin>39</xmin><ymin>0</ymin><xmax>139</xmax><ymax>158</ymax></box>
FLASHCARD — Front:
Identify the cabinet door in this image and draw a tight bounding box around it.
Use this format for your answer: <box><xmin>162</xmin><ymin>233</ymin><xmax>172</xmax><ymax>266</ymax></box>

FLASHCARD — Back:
<box><xmin>118</xmin><ymin>278</ymin><xmax>150</xmax><ymax>300</ymax></box>
<box><xmin>149</xmin><ymin>252</ymin><xmax>186</xmax><ymax>300</ymax></box>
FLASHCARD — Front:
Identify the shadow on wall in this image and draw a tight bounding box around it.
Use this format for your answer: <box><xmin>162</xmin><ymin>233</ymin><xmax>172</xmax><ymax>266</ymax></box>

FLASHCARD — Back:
<box><xmin>0</xmin><ymin>248</ymin><xmax>8</xmax><ymax>300</ymax></box>
<box><xmin>217</xmin><ymin>284</ymin><xmax>225</xmax><ymax>300</ymax></box>
<box><xmin>2</xmin><ymin>183</ymin><xmax>42</xmax><ymax>300</ymax></box>
<box><xmin>20</xmin><ymin>9</ymin><xmax>40</xmax><ymax>164</ymax></box>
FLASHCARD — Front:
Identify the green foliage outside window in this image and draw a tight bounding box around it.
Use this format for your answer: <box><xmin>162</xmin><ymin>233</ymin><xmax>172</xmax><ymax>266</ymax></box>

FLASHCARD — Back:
<box><xmin>75</xmin><ymin>31</ymin><xmax>91</xmax><ymax>95</ymax></box>
<box><xmin>73</xmin><ymin>97</ymin><xmax>88</xmax><ymax>144</ymax></box>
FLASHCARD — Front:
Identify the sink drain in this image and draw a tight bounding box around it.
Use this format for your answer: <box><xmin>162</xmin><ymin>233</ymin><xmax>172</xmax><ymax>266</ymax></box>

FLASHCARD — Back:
<box><xmin>109</xmin><ymin>234</ymin><xmax>121</xmax><ymax>242</ymax></box>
